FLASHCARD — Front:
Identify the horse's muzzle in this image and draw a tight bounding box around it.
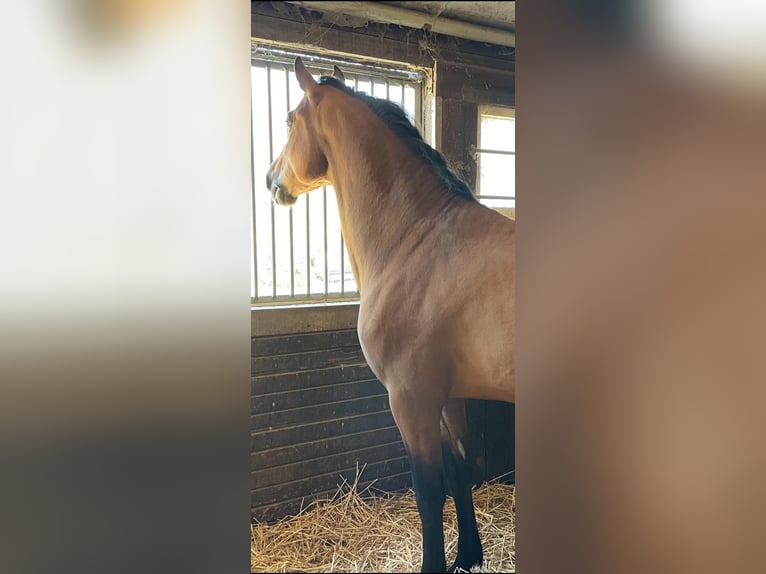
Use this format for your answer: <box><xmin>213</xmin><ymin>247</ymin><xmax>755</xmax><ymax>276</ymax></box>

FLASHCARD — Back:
<box><xmin>271</xmin><ymin>183</ymin><xmax>297</xmax><ymax>207</ymax></box>
<box><xmin>266</xmin><ymin>170</ymin><xmax>297</xmax><ymax>206</ymax></box>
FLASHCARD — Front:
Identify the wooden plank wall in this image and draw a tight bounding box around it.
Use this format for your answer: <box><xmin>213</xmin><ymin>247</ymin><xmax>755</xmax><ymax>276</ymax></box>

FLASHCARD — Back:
<box><xmin>251</xmin><ymin>306</ymin><xmax>514</xmax><ymax>523</ymax></box>
<box><xmin>250</xmin><ymin>2</ymin><xmax>515</xmax><ymax>78</ymax></box>
<box><xmin>250</xmin><ymin>306</ymin><xmax>411</xmax><ymax>522</ymax></box>
<box><xmin>435</xmin><ymin>62</ymin><xmax>515</xmax><ymax>195</ymax></box>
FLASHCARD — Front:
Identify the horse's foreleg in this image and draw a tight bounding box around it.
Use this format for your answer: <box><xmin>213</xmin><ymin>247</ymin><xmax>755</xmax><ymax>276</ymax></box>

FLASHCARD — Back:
<box><xmin>441</xmin><ymin>399</ymin><xmax>483</xmax><ymax>572</ymax></box>
<box><xmin>389</xmin><ymin>391</ymin><xmax>447</xmax><ymax>573</ymax></box>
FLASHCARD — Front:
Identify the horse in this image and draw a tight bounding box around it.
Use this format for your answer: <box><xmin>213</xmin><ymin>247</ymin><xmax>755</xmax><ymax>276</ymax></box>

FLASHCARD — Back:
<box><xmin>266</xmin><ymin>57</ymin><xmax>515</xmax><ymax>573</ymax></box>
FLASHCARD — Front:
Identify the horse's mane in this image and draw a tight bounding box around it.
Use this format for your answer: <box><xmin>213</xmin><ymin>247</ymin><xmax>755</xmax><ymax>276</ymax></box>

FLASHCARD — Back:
<box><xmin>317</xmin><ymin>76</ymin><xmax>477</xmax><ymax>202</ymax></box>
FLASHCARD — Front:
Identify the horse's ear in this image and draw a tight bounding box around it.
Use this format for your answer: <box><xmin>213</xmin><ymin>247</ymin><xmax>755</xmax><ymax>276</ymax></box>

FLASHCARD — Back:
<box><xmin>332</xmin><ymin>65</ymin><xmax>345</xmax><ymax>84</ymax></box>
<box><xmin>294</xmin><ymin>57</ymin><xmax>317</xmax><ymax>93</ymax></box>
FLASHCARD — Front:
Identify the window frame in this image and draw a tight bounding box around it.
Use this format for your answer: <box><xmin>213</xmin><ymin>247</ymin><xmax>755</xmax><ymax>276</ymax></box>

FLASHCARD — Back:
<box><xmin>250</xmin><ymin>44</ymin><xmax>430</xmax><ymax>307</ymax></box>
<box><xmin>475</xmin><ymin>104</ymin><xmax>515</xmax><ymax>219</ymax></box>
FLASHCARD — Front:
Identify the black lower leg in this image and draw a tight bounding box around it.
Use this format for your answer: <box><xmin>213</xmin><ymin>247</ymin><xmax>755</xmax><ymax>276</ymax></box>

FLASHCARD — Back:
<box><xmin>410</xmin><ymin>455</ymin><xmax>447</xmax><ymax>573</ymax></box>
<box><xmin>442</xmin><ymin>441</ymin><xmax>483</xmax><ymax>572</ymax></box>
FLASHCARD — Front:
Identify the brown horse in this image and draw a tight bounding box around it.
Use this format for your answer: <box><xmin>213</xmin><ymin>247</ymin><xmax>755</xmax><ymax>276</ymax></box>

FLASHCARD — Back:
<box><xmin>266</xmin><ymin>57</ymin><xmax>514</xmax><ymax>573</ymax></box>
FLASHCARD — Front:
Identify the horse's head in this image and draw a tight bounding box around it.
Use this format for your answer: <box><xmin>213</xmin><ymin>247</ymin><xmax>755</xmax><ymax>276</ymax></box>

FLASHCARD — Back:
<box><xmin>266</xmin><ymin>57</ymin><xmax>345</xmax><ymax>206</ymax></box>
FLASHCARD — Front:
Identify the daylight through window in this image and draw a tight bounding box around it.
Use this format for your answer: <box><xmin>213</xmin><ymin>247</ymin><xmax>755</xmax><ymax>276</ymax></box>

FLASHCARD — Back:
<box><xmin>476</xmin><ymin>105</ymin><xmax>515</xmax><ymax>219</ymax></box>
<box><xmin>251</xmin><ymin>48</ymin><xmax>424</xmax><ymax>304</ymax></box>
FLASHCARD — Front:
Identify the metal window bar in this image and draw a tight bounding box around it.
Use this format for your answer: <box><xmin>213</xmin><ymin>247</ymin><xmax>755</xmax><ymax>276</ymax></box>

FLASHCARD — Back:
<box><xmin>340</xmin><ymin>223</ymin><xmax>345</xmax><ymax>296</ymax></box>
<box><xmin>306</xmin><ymin>187</ymin><xmax>310</xmax><ymax>295</ymax></box>
<box><xmin>475</xmin><ymin>149</ymin><xmax>515</xmax><ymax>157</ymax></box>
<box><xmin>266</xmin><ymin>66</ymin><xmax>277</xmax><ymax>298</ymax></box>
<box><xmin>251</xmin><ymin>51</ymin><xmax>425</xmax><ymax>305</ymax></box>
<box><xmin>285</xmin><ymin>65</ymin><xmax>295</xmax><ymax>297</ymax></box>
<box><xmin>250</xmin><ymin>80</ymin><xmax>258</xmax><ymax>301</ymax></box>
<box><xmin>323</xmin><ymin>185</ymin><xmax>328</xmax><ymax>297</ymax></box>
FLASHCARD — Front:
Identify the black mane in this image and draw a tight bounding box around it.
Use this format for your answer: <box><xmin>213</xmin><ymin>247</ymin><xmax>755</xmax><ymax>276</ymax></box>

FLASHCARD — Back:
<box><xmin>317</xmin><ymin>75</ymin><xmax>477</xmax><ymax>202</ymax></box>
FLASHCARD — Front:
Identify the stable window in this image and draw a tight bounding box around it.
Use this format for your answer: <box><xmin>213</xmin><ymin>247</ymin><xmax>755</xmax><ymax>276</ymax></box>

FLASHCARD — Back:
<box><xmin>251</xmin><ymin>46</ymin><xmax>425</xmax><ymax>305</ymax></box>
<box><xmin>476</xmin><ymin>105</ymin><xmax>515</xmax><ymax>219</ymax></box>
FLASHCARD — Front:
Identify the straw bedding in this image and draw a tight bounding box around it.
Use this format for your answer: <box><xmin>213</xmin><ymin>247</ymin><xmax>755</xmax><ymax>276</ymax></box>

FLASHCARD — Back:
<box><xmin>251</xmin><ymin>467</ymin><xmax>515</xmax><ymax>573</ymax></box>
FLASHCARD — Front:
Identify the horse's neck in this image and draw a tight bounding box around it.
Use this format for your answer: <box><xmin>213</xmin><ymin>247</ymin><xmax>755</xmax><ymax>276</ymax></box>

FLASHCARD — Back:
<box><xmin>325</xmin><ymin>122</ymin><xmax>454</xmax><ymax>291</ymax></box>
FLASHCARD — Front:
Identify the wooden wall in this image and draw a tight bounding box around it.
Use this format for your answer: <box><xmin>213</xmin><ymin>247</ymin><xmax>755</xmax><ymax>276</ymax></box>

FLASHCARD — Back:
<box><xmin>251</xmin><ymin>306</ymin><xmax>410</xmax><ymax>522</ymax></box>
<box><xmin>251</xmin><ymin>305</ymin><xmax>514</xmax><ymax>523</ymax></box>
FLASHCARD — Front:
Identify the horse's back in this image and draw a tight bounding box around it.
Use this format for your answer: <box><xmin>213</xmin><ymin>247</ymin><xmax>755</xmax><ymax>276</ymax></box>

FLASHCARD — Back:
<box><xmin>440</xmin><ymin>203</ymin><xmax>514</xmax><ymax>402</ymax></box>
<box><xmin>357</xmin><ymin>200</ymin><xmax>514</xmax><ymax>403</ymax></box>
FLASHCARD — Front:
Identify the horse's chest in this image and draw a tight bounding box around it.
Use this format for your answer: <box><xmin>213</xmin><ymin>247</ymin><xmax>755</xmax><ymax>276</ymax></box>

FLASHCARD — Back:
<box><xmin>357</xmin><ymin>306</ymin><xmax>402</xmax><ymax>382</ymax></box>
<box><xmin>357</xmin><ymin>298</ymin><xmax>446</xmax><ymax>388</ymax></box>
<box><xmin>356</xmin><ymin>313</ymin><xmax>392</xmax><ymax>384</ymax></box>
<box><xmin>356</xmin><ymin>328</ymin><xmax>383</xmax><ymax>383</ymax></box>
